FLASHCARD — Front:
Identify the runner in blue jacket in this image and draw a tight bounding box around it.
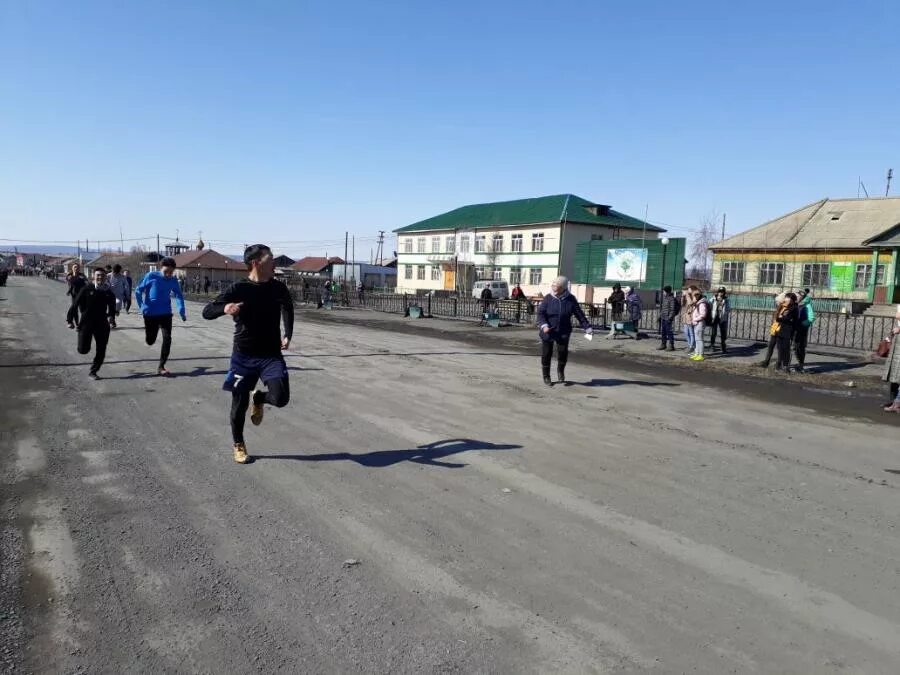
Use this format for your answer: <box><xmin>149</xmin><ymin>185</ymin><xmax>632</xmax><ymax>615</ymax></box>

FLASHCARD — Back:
<box><xmin>135</xmin><ymin>257</ymin><xmax>186</xmax><ymax>376</ymax></box>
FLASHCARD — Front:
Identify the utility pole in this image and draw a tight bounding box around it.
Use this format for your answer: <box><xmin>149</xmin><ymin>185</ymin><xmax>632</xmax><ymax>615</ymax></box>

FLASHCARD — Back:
<box><xmin>351</xmin><ymin>235</ymin><xmax>356</xmax><ymax>285</ymax></box>
<box><xmin>344</xmin><ymin>232</ymin><xmax>349</xmax><ymax>284</ymax></box>
<box><xmin>375</xmin><ymin>230</ymin><xmax>385</xmax><ymax>266</ymax></box>
<box><xmin>120</xmin><ymin>223</ymin><xmax>124</xmax><ymax>253</ymax></box>
<box><xmin>721</xmin><ymin>213</ymin><xmax>726</xmax><ymax>241</ymax></box>
<box><xmin>887</xmin><ymin>168</ymin><xmax>894</xmax><ymax>197</ymax></box>
<box><xmin>156</xmin><ymin>234</ymin><xmax>160</xmax><ymax>259</ymax></box>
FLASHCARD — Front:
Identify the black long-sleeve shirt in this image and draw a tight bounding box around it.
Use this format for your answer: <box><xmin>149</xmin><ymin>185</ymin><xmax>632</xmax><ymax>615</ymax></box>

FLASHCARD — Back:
<box><xmin>73</xmin><ymin>283</ymin><xmax>116</xmax><ymax>327</ymax></box>
<box><xmin>67</xmin><ymin>273</ymin><xmax>87</xmax><ymax>298</ymax></box>
<box><xmin>202</xmin><ymin>278</ymin><xmax>294</xmax><ymax>357</ymax></box>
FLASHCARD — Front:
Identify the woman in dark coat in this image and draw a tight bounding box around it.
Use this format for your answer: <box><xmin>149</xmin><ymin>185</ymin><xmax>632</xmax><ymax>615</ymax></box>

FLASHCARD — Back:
<box><xmin>537</xmin><ymin>276</ymin><xmax>593</xmax><ymax>386</ymax></box>
<box><xmin>760</xmin><ymin>292</ymin><xmax>799</xmax><ymax>371</ymax></box>
<box><xmin>608</xmin><ymin>283</ymin><xmax>625</xmax><ymax>321</ymax></box>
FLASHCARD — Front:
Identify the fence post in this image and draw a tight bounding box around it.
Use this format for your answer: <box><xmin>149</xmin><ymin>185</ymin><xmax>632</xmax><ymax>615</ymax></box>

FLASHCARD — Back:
<box><xmin>427</xmin><ymin>294</ymin><xmax>432</xmax><ymax>316</ymax></box>
<box><xmin>453</xmin><ymin>297</ymin><xmax>458</xmax><ymax>317</ymax></box>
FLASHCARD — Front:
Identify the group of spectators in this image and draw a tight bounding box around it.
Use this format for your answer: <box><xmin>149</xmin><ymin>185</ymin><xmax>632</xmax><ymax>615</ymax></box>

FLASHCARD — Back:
<box><xmin>630</xmin><ymin>284</ymin><xmax>815</xmax><ymax>370</ymax></box>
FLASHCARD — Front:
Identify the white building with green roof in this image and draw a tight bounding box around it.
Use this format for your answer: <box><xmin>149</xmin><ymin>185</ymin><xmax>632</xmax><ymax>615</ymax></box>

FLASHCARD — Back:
<box><xmin>394</xmin><ymin>194</ymin><xmax>664</xmax><ymax>296</ymax></box>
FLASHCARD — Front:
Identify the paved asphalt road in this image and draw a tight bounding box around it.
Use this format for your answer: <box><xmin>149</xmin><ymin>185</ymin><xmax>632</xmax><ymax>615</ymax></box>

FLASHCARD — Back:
<box><xmin>2</xmin><ymin>277</ymin><xmax>899</xmax><ymax>674</ymax></box>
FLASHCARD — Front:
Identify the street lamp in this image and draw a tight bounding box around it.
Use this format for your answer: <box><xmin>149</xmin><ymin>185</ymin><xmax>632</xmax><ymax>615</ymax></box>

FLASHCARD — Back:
<box><xmin>659</xmin><ymin>237</ymin><xmax>670</xmax><ymax>306</ymax></box>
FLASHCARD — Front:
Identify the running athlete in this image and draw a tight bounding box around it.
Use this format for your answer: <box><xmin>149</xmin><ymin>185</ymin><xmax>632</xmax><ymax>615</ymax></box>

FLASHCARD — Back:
<box><xmin>134</xmin><ymin>257</ymin><xmax>186</xmax><ymax>376</ymax></box>
<box><xmin>72</xmin><ymin>268</ymin><xmax>117</xmax><ymax>379</ymax></box>
<box><xmin>202</xmin><ymin>244</ymin><xmax>294</xmax><ymax>464</ymax></box>
<box><xmin>108</xmin><ymin>264</ymin><xmax>129</xmax><ymax>328</ymax></box>
<box><xmin>65</xmin><ymin>262</ymin><xmax>88</xmax><ymax>329</ymax></box>
<box><xmin>123</xmin><ymin>270</ymin><xmax>134</xmax><ymax>313</ymax></box>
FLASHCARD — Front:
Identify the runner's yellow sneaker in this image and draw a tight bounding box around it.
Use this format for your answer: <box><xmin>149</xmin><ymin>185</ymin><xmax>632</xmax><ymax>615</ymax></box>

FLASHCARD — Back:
<box><xmin>233</xmin><ymin>442</ymin><xmax>249</xmax><ymax>464</ymax></box>
<box><xmin>250</xmin><ymin>390</ymin><xmax>264</xmax><ymax>426</ymax></box>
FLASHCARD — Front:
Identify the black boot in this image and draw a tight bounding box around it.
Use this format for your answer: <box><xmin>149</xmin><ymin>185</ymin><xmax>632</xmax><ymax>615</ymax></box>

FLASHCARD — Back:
<box><xmin>557</xmin><ymin>366</ymin><xmax>566</xmax><ymax>383</ymax></box>
<box><xmin>542</xmin><ymin>366</ymin><xmax>552</xmax><ymax>386</ymax></box>
<box><xmin>667</xmin><ymin>342</ymin><xmax>675</xmax><ymax>351</ymax></box>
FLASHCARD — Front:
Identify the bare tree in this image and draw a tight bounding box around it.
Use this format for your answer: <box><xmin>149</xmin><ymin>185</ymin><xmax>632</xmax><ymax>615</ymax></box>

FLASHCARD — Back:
<box><xmin>689</xmin><ymin>210</ymin><xmax>721</xmax><ymax>281</ymax></box>
<box><xmin>485</xmin><ymin>230</ymin><xmax>501</xmax><ymax>279</ymax></box>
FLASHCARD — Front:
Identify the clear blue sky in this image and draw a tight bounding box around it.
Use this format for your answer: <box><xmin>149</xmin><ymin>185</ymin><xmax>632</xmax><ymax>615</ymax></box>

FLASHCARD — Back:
<box><xmin>2</xmin><ymin>0</ymin><xmax>897</xmax><ymax>258</ymax></box>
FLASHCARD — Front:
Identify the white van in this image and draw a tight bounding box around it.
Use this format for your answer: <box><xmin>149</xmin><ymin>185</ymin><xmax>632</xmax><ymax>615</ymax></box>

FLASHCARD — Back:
<box><xmin>472</xmin><ymin>280</ymin><xmax>510</xmax><ymax>300</ymax></box>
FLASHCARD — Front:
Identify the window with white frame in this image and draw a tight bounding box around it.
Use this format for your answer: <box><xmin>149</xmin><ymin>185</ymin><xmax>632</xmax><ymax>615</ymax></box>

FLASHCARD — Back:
<box><xmin>475</xmin><ymin>266</ymin><xmax>486</xmax><ymax>279</ymax></box>
<box><xmin>492</xmin><ymin>234</ymin><xmax>503</xmax><ymax>252</ymax></box>
<box><xmin>475</xmin><ymin>235</ymin><xmax>486</xmax><ymax>253</ymax></box>
<box><xmin>431</xmin><ymin>237</ymin><xmax>440</xmax><ymax>253</ymax></box>
<box><xmin>802</xmin><ymin>263</ymin><xmax>829</xmax><ymax>288</ymax></box>
<box><xmin>758</xmin><ymin>262</ymin><xmax>784</xmax><ymax>286</ymax></box>
<box><xmin>509</xmin><ymin>269</ymin><xmax>522</xmax><ymax>284</ymax></box>
<box><xmin>459</xmin><ymin>236</ymin><xmax>470</xmax><ymax>253</ymax></box>
<box><xmin>416</xmin><ymin>238</ymin><xmax>426</xmax><ymax>253</ymax></box>
<box><xmin>511</xmin><ymin>234</ymin><xmax>523</xmax><ymax>252</ymax></box>
<box><xmin>721</xmin><ymin>262</ymin><xmax>745</xmax><ymax>284</ymax></box>
<box><xmin>532</xmin><ymin>232</ymin><xmax>544</xmax><ymax>252</ymax></box>
<box><xmin>431</xmin><ymin>265</ymin><xmax>441</xmax><ymax>281</ymax></box>
<box><xmin>445</xmin><ymin>236</ymin><xmax>455</xmax><ymax>253</ymax></box>
<box><xmin>404</xmin><ymin>265</ymin><xmax>412</xmax><ymax>280</ymax></box>
<box><xmin>854</xmin><ymin>263</ymin><xmax>887</xmax><ymax>289</ymax></box>
<box><xmin>529</xmin><ymin>268</ymin><xmax>542</xmax><ymax>285</ymax></box>
<box><xmin>416</xmin><ymin>265</ymin><xmax>425</xmax><ymax>280</ymax></box>
<box><xmin>403</xmin><ymin>238</ymin><xmax>413</xmax><ymax>253</ymax></box>
<box><xmin>493</xmin><ymin>268</ymin><xmax>503</xmax><ymax>280</ymax></box>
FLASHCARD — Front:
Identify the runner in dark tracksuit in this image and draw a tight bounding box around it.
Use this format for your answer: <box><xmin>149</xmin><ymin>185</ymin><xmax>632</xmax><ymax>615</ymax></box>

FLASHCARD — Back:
<box><xmin>202</xmin><ymin>244</ymin><xmax>294</xmax><ymax>464</ymax></box>
<box><xmin>72</xmin><ymin>268</ymin><xmax>117</xmax><ymax>379</ymax></box>
<box><xmin>66</xmin><ymin>265</ymin><xmax>88</xmax><ymax>328</ymax></box>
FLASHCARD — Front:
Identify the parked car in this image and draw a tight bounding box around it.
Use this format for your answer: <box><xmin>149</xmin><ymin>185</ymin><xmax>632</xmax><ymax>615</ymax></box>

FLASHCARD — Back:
<box><xmin>472</xmin><ymin>280</ymin><xmax>510</xmax><ymax>300</ymax></box>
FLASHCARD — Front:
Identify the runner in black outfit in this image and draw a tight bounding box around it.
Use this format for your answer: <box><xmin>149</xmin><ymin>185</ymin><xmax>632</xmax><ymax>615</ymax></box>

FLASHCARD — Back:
<box><xmin>72</xmin><ymin>268</ymin><xmax>117</xmax><ymax>379</ymax></box>
<box><xmin>66</xmin><ymin>262</ymin><xmax>88</xmax><ymax>329</ymax></box>
<box><xmin>202</xmin><ymin>244</ymin><xmax>294</xmax><ymax>464</ymax></box>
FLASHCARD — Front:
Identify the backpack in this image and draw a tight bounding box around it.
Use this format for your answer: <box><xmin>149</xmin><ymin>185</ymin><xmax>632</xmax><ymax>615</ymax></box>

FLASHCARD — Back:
<box><xmin>699</xmin><ymin>298</ymin><xmax>713</xmax><ymax>326</ymax></box>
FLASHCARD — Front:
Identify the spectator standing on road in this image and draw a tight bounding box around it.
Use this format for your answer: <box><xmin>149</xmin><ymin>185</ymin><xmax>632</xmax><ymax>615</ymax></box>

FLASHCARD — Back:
<box><xmin>72</xmin><ymin>268</ymin><xmax>117</xmax><ymax>380</ymax></box>
<box><xmin>537</xmin><ymin>276</ymin><xmax>593</xmax><ymax>386</ymax></box>
<box><xmin>511</xmin><ymin>283</ymin><xmax>526</xmax><ymax>300</ymax></box>
<box><xmin>134</xmin><ymin>257</ymin><xmax>187</xmax><ymax>376</ymax></box>
<box><xmin>65</xmin><ymin>262</ymin><xmax>88</xmax><ymax>329</ymax></box>
<box><xmin>793</xmin><ymin>288</ymin><xmax>815</xmax><ymax>373</ymax></box>
<box><xmin>881</xmin><ymin>305</ymin><xmax>900</xmax><ymax>411</ymax></box>
<box><xmin>625</xmin><ymin>286</ymin><xmax>643</xmax><ymax>340</ymax></box>
<box><xmin>679</xmin><ymin>286</ymin><xmax>698</xmax><ymax>352</ymax></box>
<box><xmin>658</xmin><ymin>286</ymin><xmax>679</xmax><ymax>351</ymax></box>
<box><xmin>690</xmin><ymin>289</ymin><xmax>710</xmax><ymax>361</ymax></box>
<box><xmin>759</xmin><ymin>293</ymin><xmax>799</xmax><ymax>372</ymax></box>
<box><xmin>204</xmin><ymin>275</ymin><xmax>211</xmax><ymax>294</ymax></box>
<box><xmin>608</xmin><ymin>283</ymin><xmax>625</xmax><ymax>322</ymax></box>
<box><xmin>709</xmin><ymin>287</ymin><xmax>730</xmax><ymax>353</ymax></box>
<box><xmin>480</xmin><ymin>285</ymin><xmax>493</xmax><ymax>314</ymax></box>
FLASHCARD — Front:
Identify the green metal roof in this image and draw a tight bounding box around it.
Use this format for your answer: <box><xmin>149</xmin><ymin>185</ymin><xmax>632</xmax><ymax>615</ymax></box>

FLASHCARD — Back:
<box><xmin>394</xmin><ymin>194</ymin><xmax>665</xmax><ymax>234</ymax></box>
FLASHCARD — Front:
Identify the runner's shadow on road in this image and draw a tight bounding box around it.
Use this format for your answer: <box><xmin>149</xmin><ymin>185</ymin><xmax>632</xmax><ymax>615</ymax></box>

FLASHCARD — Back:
<box><xmin>293</xmin><ymin>352</ymin><xmax>524</xmax><ymax>359</ymax></box>
<box><xmin>577</xmin><ymin>378</ymin><xmax>680</xmax><ymax>388</ymax></box>
<box><xmin>251</xmin><ymin>438</ymin><xmax>521</xmax><ymax>468</ymax></box>
<box><xmin>103</xmin><ymin>365</ymin><xmax>323</xmax><ymax>380</ymax></box>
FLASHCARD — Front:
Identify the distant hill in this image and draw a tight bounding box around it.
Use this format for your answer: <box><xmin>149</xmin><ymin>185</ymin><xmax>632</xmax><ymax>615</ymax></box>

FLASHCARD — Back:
<box><xmin>0</xmin><ymin>244</ymin><xmax>85</xmax><ymax>256</ymax></box>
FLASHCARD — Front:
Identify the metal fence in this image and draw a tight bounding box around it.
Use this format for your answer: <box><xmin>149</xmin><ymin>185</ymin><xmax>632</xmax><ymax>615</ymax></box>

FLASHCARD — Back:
<box><xmin>185</xmin><ymin>287</ymin><xmax>895</xmax><ymax>354</ymax></box>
